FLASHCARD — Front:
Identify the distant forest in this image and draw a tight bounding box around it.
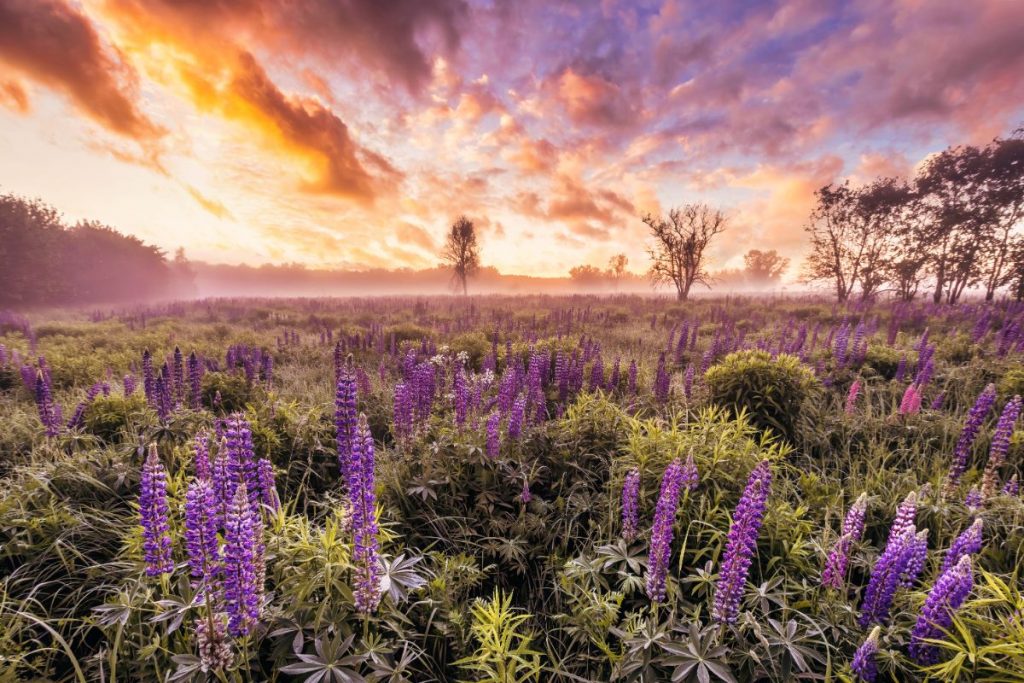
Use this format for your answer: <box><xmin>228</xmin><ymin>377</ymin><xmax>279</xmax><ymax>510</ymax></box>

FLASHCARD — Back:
<box><xmin>0</xmin><ymin>193</ymin><xmax>195</xmax><ymax>307</ymax></box>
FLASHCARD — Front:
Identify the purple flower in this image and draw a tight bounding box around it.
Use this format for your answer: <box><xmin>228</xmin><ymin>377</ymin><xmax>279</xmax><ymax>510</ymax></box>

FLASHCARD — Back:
<box><xmin>223</xmin><ymin>483</ymin><xmax>262</xmax><ymax>636</ymax></box>
<box><xmin>627</xmin><ymin>360</ymin><xmax>638</xmax><ymax>395</ymax></box>
<box><xmin>889</xmin><ymin>491</ymin><xmax>917</xmax><ymax>542</ymax></box>
<box><xmin>894</xmin><ymin>354</ymin><xmax>907</xmax><ymax>382</ymax></box>
<box><xmin>519</xmin><ymin>480</ymin><xmax>532</xmax><ymax>504</ymax></box>
<box><xmin>123</xmin><ymin>374</ymin><xmax>136</xmax><ymax>396</ymax></box>
<box><xmin>908</xmin><ymin>555</ymin><xmax>974</xmax><ymax>665</ymax></box>
<box><xmin>393</xmin><ymin>382</ymin><xmax>413</xmax><ymax>442</ymax></box>
<box><xmin>944</xmin><ymin>384</ymin><xmax>997</xmax><ymax>495</ymax></box>
<box><xmin>139</xmin><ymin>444</ymin><xmax>174</xmax><ymax>576</ymax></box>
<box><xmin>654</xmin><ymin>352</ymin><xmax>670</xmax><ymax>403</ymax></box>
<box><xmin>646</xmin><ymin>458</ymin><xmax>684</xmax><ymax>603</ymax></box>
<box><xmin>823</xmin><ymin>493</ymin><xmax>867</xmax><ymax>590</ymax></box>
<box><xmin>184</xmin><ymin>478</ymin><xmax>220</xmax><ymax>588</ymax></box>
<box><xmin>680</xmin><ymin>454</ymin><xmax>699</xmax><ymax>492</ymax></box>
<box><xmin>621</xmin><ymin>468</ymin><xmax>640</xmax><ymax>542</ymax></box>
<box><xmin>941</xmin><ymin>518</ymin><xmax>983</xmax><ymax>574</ymax></box>
<box><xmin>335</xmin><ymin>367</ymin><xmax>358</xmax><ymax>479</ymax></box>
<box><xmin>899</xmin><ymin>384</ymin><xmax>921</xmax><ymax>415</ymax></box>
<box><xmin>851</xmin><ymin>626</ymin><xmax>881</xmax><ymax>682</ymax></box>
<box><xmin>507</xmin><ymin>395</ymin><xmax>526</xmax><ymax>440</ymax></box>
<box><xmin>224</xmin><ymin>414</ymin><xmax>260</xmax><ymax>514</ymax></box>
<box><xmin>981</xmin><ymin>395</ymin><xmax>1022</xmax><ymax>498</ymax></box>
<box><xmin>256</xmin><ymin>459</ymin><xmax>279</xmax><ymax>512</ymax></box>
<box><xmin>1003</xmin><ymin>474</ymin><xmax>1019</xmax><ymax>496</ymax></box>
<box><xmin>900</xmin><ymin>529</ymin><xmax>929</xmax><ymax>588</ymax></box>
<box><xmin>964</xmin><ymin>486</ymin><xmax>983</xmax><ymax>512</ymax></box>
<box><xmin>34</xmin><ymin>371</ymin><xmax>60</xmax><ymax>437</ymax></box>
<box><xmin>485</xmin><ymin>412</ymin><xmax>501</xmax><ymax>458</ymax></box>
<box><xmin>349</xmin><ymin>416</ymin><xmax>382</xmax><ymax>613</ymax></box>
<box><xmin>193</xmin><ymin>432</ymin><xmax>211</xmax><ymax>480</ymax></box>
<box><xmin>930</xmin><ymin>391</ymin><xmax>946</xmax><ymax>411</ymax></box>
<box><xmin>859</xmin><ymin>525</ymin><xmax>918</xmax><ymax>627</ymax></box>
<box><xmin>713</xmin><ymin>459</ymin><xmax>773</xmax><ymax>624</ymax></box>
<box><xmin>188</xmin><ymin>351</ymin><xmax>202</xmax><ymax>410</ymax></box>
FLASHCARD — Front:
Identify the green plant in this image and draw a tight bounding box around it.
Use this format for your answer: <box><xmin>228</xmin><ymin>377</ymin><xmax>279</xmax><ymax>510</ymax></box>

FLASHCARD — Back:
<box><xmin>704</xmin><ymin>351</ymin><xmax>821</xmax><ymax>442</ymax></box>
<box><xmin>456</xmin><ymin>590</ymin><xmax>543</xmax><ymax>683</ymax></box>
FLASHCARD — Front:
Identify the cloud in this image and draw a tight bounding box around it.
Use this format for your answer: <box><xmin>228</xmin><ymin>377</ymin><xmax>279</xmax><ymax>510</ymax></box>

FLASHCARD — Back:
<box><xmin>0</xmin><ymin>79</ymin><xmax>28</xmax><ymax>113</ymax></box>
<box><xmin>0</xmin><ymin>0</ymin><xmax>161</xmax><ymax>139</ymax></box>
<box><xmin>185</xmin><ymin>185</ymin><xmax>233</xmax><ymax>220</ymax></box>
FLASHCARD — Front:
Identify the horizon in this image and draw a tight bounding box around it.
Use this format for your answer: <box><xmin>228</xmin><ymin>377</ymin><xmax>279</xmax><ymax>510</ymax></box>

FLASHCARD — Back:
<box><xmin>3</xmin><ymin>0</ymin><xmax>1024</xmax><ymax>280</ymax></box>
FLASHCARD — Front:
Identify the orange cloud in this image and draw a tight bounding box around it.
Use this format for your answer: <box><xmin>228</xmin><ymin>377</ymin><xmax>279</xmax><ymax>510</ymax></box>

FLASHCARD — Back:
<box><xmin>0</xmin><ymin>0</ymin><xmax>161</xmax><ymax>139</ymax></box>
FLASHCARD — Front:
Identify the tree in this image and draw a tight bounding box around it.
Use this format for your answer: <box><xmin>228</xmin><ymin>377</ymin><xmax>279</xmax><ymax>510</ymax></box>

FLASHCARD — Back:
<box><xmin>568</xmin><ymin>264</ymin><xmax>606</xmax><ymax>288</ymax></box>
<box><xmin>643</xmin><ymin>203</ymin><xmax>727</xmax><ymax>301</ymax></box>
<box><xmin>802</xmin><ymin>183</ymin><xmax>865</xmax><ymax>302</ymax></box>
<box><xmin>442</xmin><ymin>215</ymin><xmax>480</xmax><ymax>296</ymax></box>
<box><xmin>742</xmin><ymin>249</ymin><xmax>789</xmax><ymax>284</ymax></box>
<box><xmin>916</xmin><ymin>144</ymin><xmax>994</xmax><ymax>304</ymax></box>
<box><xmin>1005</xmin><ymin>235</ymin><xmax>1024</xmax><ymax>301</ymax></box>
<box><xmin>979</xmin><ymin>133</ymin><xmax>1024</xmax><ymax>300</ymax></box>
<box><xmin>607</xmin><ymin>253</ymin><xmax>628</xmax><ymax>289</ymax></box>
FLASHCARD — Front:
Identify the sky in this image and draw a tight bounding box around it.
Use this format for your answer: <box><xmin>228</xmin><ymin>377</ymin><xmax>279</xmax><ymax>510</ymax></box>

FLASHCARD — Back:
<box><xmin>1</xmin><ymin>0</ymin><xmax>1023</xmax><ymax>279</ymax></box>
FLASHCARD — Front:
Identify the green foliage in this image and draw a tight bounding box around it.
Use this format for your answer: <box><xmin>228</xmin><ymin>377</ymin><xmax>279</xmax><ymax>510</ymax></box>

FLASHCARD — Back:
<box><xmin>83</xmin><ymin>394</ymin><xmax>151</xmax><ymax>443</ymax></box>
<box><xmin>704</xmin><ymin>350</ymin><xmax>821</xmax><ymax>442</ymax></box>
<box><xmin>456</xmin><ymin>590</ymin><xmax>543</xmax><ymax>683</ymax></box>
<box><xmin>998</xmin><ymin>366</ymin><xmax>1024</xmax><ymax>400</ymax></box>
<box><xmin>200</xmin><ymin>371</ymin><xmax>254</xmax><ymax>413</ymax></box>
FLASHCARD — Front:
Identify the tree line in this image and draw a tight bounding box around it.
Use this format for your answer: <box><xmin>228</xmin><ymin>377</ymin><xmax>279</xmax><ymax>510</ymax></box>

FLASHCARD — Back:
<box><xmin>0</xmin><ymin>193</ymin><xmax>194</xmax><ymax>307</ymax></box>
<box><xmin>803</xmin><ymin>129</ymin><xmax>1024</xmax><ymax>303</ymax></box>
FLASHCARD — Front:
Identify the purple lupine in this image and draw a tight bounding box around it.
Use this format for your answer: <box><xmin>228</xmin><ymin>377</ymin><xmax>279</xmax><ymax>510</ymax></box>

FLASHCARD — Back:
<box><xmin>1003</xmin><ymin>474</ymin><xmax>1019</xmax><ymax>496</ymax></box>
<box><xmin>256</xmin><ymin>459</ymin><xmax>279</xmax><ymax>512</ymax></box>
<box><xmin>894</xmin><ymin>354</ymin><xmax>907</xmax><ymax>382</ymax></box>
<box><xmin>453</xmin><ymin>366</ymin><xmax>469</xmax><ymax>427</ymax></box>
<box><xmin>713</xmin><ymin>459</ymin><xmax>773</xmax><ymax>624</ymax></box>
<box><xmin>173</xmin><ymin>347</ymin><xmax>185</xmax><ymax>407</ymax></box>
<box><xmin>348</xmin><ymin>416</ymin><xmax>382</xmax><ymax>613</ymax></box>
<box><xmin>223</xmin><ymin>483</ymin><xmax>262</xmax><ymax>636</ymax></box>
<box><xmin>621</xmin><ymin>468</ymin><xmax>640</xmax><ymax>542</ymax></box>
<box><xmin>335</xmin><ymin>367</ymin><xmax>358</xmax><ymax>480</ymax></box>
<box><xmin>845</xmin><ymin>380</ymin><xmax>862</xmax><ymax>415</ymax></box>
<box><xmin>485</xmin><ymin>412</ymin><xmax>501</xmax><ymax>458</ymax></box>
<box><xmin>184</xmin><ymin>478</ymin><xmax>221</xmax><ymax>587</ymax></box>
<box><xmin>519</xmin><ymin>480</ymin><xmax>532</xmax><ymax>504</ymax></box>
<box><xmin>683</xmin><ymin>364</ymin><xmax>695</xmax><ymax>400</ymax></box>
<box><xmin>965</xmin><ymin>486</ymin><xmax>983</xmax><ymax>512</ymax></box>
<box><xmin>654</xmin><ymin>353</ymin><xmax>670</xmax><ymax>403</ymax></box>
<box><xmin>188</xmin><ymin>351</ymin><xmax>202</xmax><ymax>410</ymax></box>
<box><xmin>627</xmin><ymin>360</ymin><xmax>638</xmax><ymax>395</ymax></box>
<box><xmin>981</xmin><ymin>395</ymin><xmax>1022</xmax><ymax>498</ymax></box>
<box><xmin>900</xmin><ymin>528</ymin><xmax>929</xmax><ymax>588</ymax></box>
<box><xmin>67</xmin><ymin>383</ymin><xmax>102</xmax><ymax>431</ymax></box>
<box><xmin>34</xmin><ymin>372</ymin><xmax>60</xmax><ymax>437</ymax></box>
<box><xmin>680</xmin><ymin>454</ymin><xmax>699</xmax><ymax>492</ymax></box>
<box><xmin>941</xmin><ymin>518</ymin><xmax>983</xmax><ymax>573</ymax></box>
<box><xmin>944</xmin><ymin>384</ymin><xmax>997</xmax><ymax>495</ymax></box>
<box><xmin>142</xmin><ymin>349</ymin><xmax>155</xmax><ymax>404</ymax></box>
<box><xmin>507</xmin><ymin>395</ymin><xmax>527</xmax><ymax>440</ymax></box>
<box><xmin>224</xmin><ymin>414</ymin><xmax>260</xmax><ymax>513</ymax></box>
<box><xmin>859</xmin><ymin>525</ymin><xmax>919</xmax><ymax>627</ymax></box>
<box><xmin>908</xmin><ymin>555</ymin><xmax>974</xmax><ymax>665</ymax></box>
<box><xmin>930</xmin><ymin>391</ymin><xmax>946</xmax><ymax>411</ymax></box>
<box><xmin>193</xmin><ymin>432</ymin><xmax>212</xmax><ymax>480</ymax></box>
<box><xmin>139</xmin><ymin>444</ymin><xmax>174</xmax><ymax>576</ymax></box>
<box><xmin>123</xmin><ymin>373</ymin><xmax>136</xmax><ymax>396</ymax></box>
<box><xmin>889</xmin><ymin>491</ymin><xmax>918</xmax><ymax>542</ymax></box>
<box><xmin>823</xmin><ymin>493</ymin><xmax>868</xmax><ymax>590</ymax></box>
<box><xmin>645</xmin><ymin>458</ymin><xmax>684</xmax><ymax>603</ymax></box>
<box><xmin>851</xmin><ymin>626</ymin><xmax>881</xmax><ymax>682</ymax></box>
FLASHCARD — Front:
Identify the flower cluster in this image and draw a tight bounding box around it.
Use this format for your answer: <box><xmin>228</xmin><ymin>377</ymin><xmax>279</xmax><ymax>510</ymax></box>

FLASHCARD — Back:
<box><xmin>823</xmin><ymin>493</ymin><xmax>867</xmax><ymax>590</ymax></box>
<box><xmin>851</xmin><ymin>626</ymin><xmax>881</xmax><ymax>682</ymax></box>
<box><xmin>346</xmin><ymin>415</ymin><xmax>382</xmax><ymax>613</ymax></box>
<box><xmin>944</xmin><ymin>384</ymin><xmax>997</xmax><ymax>494</ymax></box>
<box><xmin>941</xmin><ymin>518</ymin><xmax>983</xmax><ymax>573</ymax></box>
<box><xmin>908</xmin><ymin>555</ymin><xmax>974</xmax><ymax>665</ymax></box>
<box><xmin>139</xmin><ymin>444</ymin><xmax>174</xmax><ymax>576</ymax></box>
<box><xmin>645</xmin><ymin>458</ymin><xmax>684</xmax><ymax>602</ymax></box>
<box><xmin>713</xmin><ymin>459</ymin><xmax>773</xmax><ymax>624</ymax></box>
<box><xmin>980</xmin><ymin>395</ymin><xmax>1022</xmax><ymax>498</ymax></box>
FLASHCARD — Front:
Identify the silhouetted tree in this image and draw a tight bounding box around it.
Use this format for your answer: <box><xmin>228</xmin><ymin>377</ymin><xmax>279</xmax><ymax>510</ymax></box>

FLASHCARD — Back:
<box><xmin>442</xmin><ymin>215</ymin><xmax>480</xmax><ymax>296</ymax></box>
<box><xmin>644</xmin><ymin>203</ymin><xmax>727</xmax><ymax>301</ymax></box>
<box><xmin>1005</xmin><ymin>236</ymin><xmax>1024</xmax><ymax>301</ymax></box>
<box><xmin>979</xmin><ymin>133</ymin><xmax>1024</xmax><ymax>300</ymax></box>
<box><xmin>742</xmin><ymin>249</ymin><xmax>789</xmax><ymax>284</ymax></box>
<box><xmin>802</xmin><ymin>183</ymin><xmax>865</xmax><ymax>302</ymax></box>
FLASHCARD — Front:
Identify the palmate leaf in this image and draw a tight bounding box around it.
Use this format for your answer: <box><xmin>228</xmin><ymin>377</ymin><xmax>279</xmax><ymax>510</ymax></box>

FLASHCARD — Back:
<box><xmin>279</xmin><ymin>633</ymin><xmax>368</xmax><ymax>683</ymax></box>
<box><xmin>379</xmin><ymin>553</ymin><xmax>428</xmax><ymax>604</ymax></box>
<box><xmin>660</xmin><ymin>623</ymin><xmax>737</xmax><ymax>683</ymax></box>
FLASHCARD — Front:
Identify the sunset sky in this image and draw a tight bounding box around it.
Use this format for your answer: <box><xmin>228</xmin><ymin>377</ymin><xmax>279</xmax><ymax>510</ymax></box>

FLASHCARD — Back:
<box><xmin>2</xmin><ymin>0</ymin><xmax>1023</xmax><ymax>278</ymax></box>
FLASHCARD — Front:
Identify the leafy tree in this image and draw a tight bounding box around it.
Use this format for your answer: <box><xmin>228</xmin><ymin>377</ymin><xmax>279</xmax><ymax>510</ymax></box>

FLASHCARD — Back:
<box><xmin>643</xmin><ymin>203</ymin><xmax>727</xmax><ymax>301</ymax></box>
<box><xmin>742</xmin><ymin>249</ymin><xmax>789</xmax><ymax>284</ymax></box>
<box><xmin>979</xmin><ymin>133</ymin><xmax>1024</xmax><ymax>300</ymax></box>
<box><xmin>442</xmin><ymin>215</ymin><xmax>480</xmax><ymax>296</ymax></box>
<box><xmin>607</xmin><ymin>253</ymin><xmax>629</xmax><ymax>289</ymax></box>
<box><xmin>569</xmin><ymin>264</ymin><xmax>606</xmax><ymax>288</ymax></box>
<box><xmin>802</xmin><ymin>183</ymin><xmax>866</xmax><ymax>302</ymax></box>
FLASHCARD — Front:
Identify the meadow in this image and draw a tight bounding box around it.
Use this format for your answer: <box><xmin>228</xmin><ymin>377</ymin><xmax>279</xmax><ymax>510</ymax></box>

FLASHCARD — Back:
<box><xmin>1</xmin><ymin>295</ymin><xmax>1023</xmax><ymax>682</ymax></box>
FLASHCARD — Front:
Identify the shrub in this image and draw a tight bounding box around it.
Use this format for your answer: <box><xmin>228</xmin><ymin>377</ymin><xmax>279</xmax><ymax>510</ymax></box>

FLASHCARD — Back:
<box><xmin>200</xmin><ymin>372</ymin><xmax>254</xmax><ymax>413</ymax></box>
<box><xmin>704</xmin><ymin>350</ymin><xmax>820</xmax><ymax>442</ymax></box>
<box><xmin>83</xmin><ymin>394</ymin><xmax>151</xmax><ymax>443</ymax></box>
<box><xmin>999</xmin><ymin>366</ymin><xmax>1024</xmax><ymax>400</ymax></box>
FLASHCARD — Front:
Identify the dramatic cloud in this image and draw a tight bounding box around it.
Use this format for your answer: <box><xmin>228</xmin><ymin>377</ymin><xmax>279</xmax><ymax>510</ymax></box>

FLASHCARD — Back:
<box><xmin>1</xmin><ymin>0</ymin><xmax>1023</xmax><ymax>277</ymax></box>
<box><xmin>0</xmin><ymin>0</ymin><xmax>160</xmax><ymax>139</ymax></box>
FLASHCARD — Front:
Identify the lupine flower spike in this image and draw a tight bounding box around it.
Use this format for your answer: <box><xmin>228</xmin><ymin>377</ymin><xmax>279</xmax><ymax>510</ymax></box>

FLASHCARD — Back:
<box><xmin>139</xmin><ymin>444</ymin><xmax>174</xmax><ymax>576</ymax></box>
<box><xmin>908</xmin><ymin>555</ymin><xmax>974</xmax><ymax>665</ymax></box>
<box><xmin>851</xmin><ymin>626</ymin><xmax>881</xmax><ymax>682</ymax></box>
<box><xmin>645</xmin><ymin>458</ymin><xmax>684</xmax><ymax>603</ymax></box>
<box><xmin>621</xmin><ymin>468</ymin><xmax>640</xmax><ymax>542</ymax></box>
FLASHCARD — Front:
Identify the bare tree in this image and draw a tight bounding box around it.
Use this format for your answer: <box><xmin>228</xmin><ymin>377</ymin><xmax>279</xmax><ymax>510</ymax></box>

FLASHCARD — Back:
<box><xmin>643</xmin><ymin>203</ymin><xmax>727</xmax><ymax>301</ymax></box>
<box><xmin>442</xmin><ymin>215</ymin><xmax>480</xmax><ymax>296</ymax></box>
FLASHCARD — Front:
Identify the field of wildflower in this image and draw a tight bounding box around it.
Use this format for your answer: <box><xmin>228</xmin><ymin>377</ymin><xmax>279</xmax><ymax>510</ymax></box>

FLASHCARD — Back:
<box><xmin>1</xmin><ymin>295</ymin><xmax>1023</xmax><ymax>682</ymax></box>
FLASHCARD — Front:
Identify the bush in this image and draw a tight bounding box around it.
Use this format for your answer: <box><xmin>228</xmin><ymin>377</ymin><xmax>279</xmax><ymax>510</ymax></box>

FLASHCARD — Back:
<box><xmin>999</xmin><ymin>366</ymin><xmax>1024</xmax><ymax>400</ymax></box>
<box><xmin>200</xmin><ymin>372</ymin><xmax>254</xmax><ymax>413</ymax></box>
<box><xmin>863</xmin><ymin>345</ymin><xmax>905</xmax><ymax>379</ymax></box>
<box><xmin>83</xmin><ymin>394</ymin><xmax>151</xmax><ymax>442</ymax></box>
<box><xmin>704</xmin><ymin>350</ymin><xmax>820</xmax><ymax>442</ymax></box>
